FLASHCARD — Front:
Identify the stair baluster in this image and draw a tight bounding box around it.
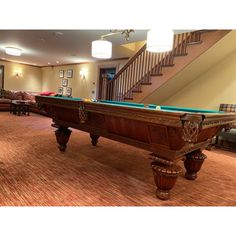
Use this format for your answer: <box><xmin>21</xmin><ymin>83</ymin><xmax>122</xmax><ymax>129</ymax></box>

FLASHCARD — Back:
<box><xmin>105</xmin><ymin>31</ymin><xmax>202</xmax><ymax>101</ymax></box>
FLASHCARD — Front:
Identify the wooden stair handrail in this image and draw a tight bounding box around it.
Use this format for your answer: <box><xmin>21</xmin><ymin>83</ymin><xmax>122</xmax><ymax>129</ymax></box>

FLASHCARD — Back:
<box><xmin>109</xmin><ymin>31</ymin><xmax>198</xmax><ymax>85</ymax></box>
<box><xmin>103</xmin><ymin>30</ymin><xmax>204</xmax><ymax>101</ymax></box>
<box><xmin>109</xmin><ymin>44</ymin><xmax>147</xmax><ymax>83</ymax></box>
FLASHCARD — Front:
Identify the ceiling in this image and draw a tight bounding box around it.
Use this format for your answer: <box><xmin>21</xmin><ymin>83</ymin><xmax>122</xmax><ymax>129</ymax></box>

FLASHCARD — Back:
<box><xmin>0</xmin><ymin>30</ymin><xmax>149</xmax><ymax>67</ymax></box>
<box><xmin>0</xmin><ymin>30</ymin><xmax>192</xmax><ymax>67</ymax></box>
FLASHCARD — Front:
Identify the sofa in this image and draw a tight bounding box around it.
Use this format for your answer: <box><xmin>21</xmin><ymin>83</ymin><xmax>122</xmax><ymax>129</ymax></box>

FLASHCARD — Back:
<box><xmin>214</xmin><ymin>103</ymin><xmax>236</xmax><ymax>151</ymax></box>
<box><xmin>0</xmin><ymin>89</ymin><xmax>52</xmax><ymax>115</ymax></box>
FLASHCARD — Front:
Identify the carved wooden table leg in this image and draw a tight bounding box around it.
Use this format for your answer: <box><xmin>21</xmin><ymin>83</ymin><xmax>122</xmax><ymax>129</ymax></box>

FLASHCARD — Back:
<box><xmin>17</xmin><ymin>105</ymin><xmax>21</xmax><ymax>116</ymax></box>
<box><xmin>184</xmin><ymin>149</ymin><xmax>207</xmax><ymax>180</ymax></box>
<box><xmin>90</xmin><ymin>133</ymin><xmax>100</xmax><ymax>146</ymax></box>
<box><xmin>151</xmin><ymin>157</ymin><xmax>182</xmax><ymax>200</ymax></box>
<box><xmin>10</xmin><ymin>103</ymin><xmax>13</xmax><ymax>114</ymax></box>
<box><xmin>13</xmin><ymin>104</ymin><xmax>16</xmax><ymax>115</ymax></box>
<box><xmin>55</xmin><ymin>127</ymin><xmax>72</xmax><ymax>152</ymax></box>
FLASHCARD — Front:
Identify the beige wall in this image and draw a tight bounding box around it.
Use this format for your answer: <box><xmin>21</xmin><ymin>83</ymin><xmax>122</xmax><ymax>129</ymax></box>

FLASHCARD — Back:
<box><xmin>41</xmin><ymin>59</ymin><xmax>128</xmax><ymax>99</ymax></box>
<box><xmin>0</xmin><ymin>59</ymin><xmax>128</xmax><ymax>98</ymax></box>
<box><xmin>121</xmin><ymin>40</ymin><xmax>146</xmax><ymax>52</ymax></box>
<box><xmin>162</xmin><ymin>49</ymin><xmax>236</xmax><ymax>110</ymax></box>
<box><xmin>0</xmin><ymin>60</ymin><xmax>42</xmax><ymax>92</ymax></box>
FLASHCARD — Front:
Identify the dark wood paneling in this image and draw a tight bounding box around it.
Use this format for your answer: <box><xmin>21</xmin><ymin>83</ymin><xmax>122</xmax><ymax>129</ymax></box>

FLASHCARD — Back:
<box><xmin>87</xmin><ymin>112</ymin><xmax>106</xmax><ymax>129</ymax></box>
<box><xmin>0</xmin><ymin>65</ymin><xmax>4</xmax><ymax>89</ymax></box>
<box><xmin>197</xmin><ymin>126</ymin><xmax>221</xmax><ymax>142</ymax></box>
<box><xmin>149</xmin><ymin>125</ymin><xmax>169</xmax><ymax>147</ymax></box>
<box><xmin>105</xmin><ymin>115</ymin><xmax>150</xmax><ymax>143</ymax></box>
<box><xmin>167</xmin><ymin>127</ymin><xmax>185</xmax><ymax>150</ymax></box>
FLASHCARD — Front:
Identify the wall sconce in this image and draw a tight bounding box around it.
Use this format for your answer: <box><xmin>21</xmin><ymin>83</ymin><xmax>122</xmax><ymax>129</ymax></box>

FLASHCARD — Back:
<box><xmin>15</xmin><ymin>72</ymin><xmax>20</xmax><ymax>78</ymax></box>
<box><xmin>14</xmin><ymin>69</ymin><xmax>22</xmax><ymax>78</ymax></box>
<box><xmin>80</xmin><ymin>69</ymin><xmax>87</xmax><ymax>79</ymax></box>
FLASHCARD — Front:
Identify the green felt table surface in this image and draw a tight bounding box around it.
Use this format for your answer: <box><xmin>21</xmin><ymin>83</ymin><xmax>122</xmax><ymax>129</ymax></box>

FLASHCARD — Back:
<box><xmin>99</xmin><ymin>100</ymin><xmax>221</xmax><ymax>114</ymax></box>
<box><xmin>43</xmin><ymin>96</ymin><xmax>222</xmax><ymax>114</ymax></box>
<box><xmin>46</xmin><ymin>96</ymin><xmax>83</xmax><ymax>101</ymax></box>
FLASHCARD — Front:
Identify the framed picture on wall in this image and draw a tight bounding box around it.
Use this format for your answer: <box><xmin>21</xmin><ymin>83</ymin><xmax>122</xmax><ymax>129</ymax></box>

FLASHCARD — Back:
<box><xmin>62</xmin><ymin>79</ymin><xmax>68</xmax><ymax>87</ymax></box>
<box><xmin>66</xmin><ymin>87</ymin><xmax>72</xmax><ymax>97</ymax></box>
<box><xmin>59</xmin><ymin>70</ymin><xmax>64</xmax><ymax>78</ymax></box>
<box><xmin>67</xmin><ymin>69</ymin><xmax>73</xmax><ymax>78</ymax></box>
<box><xmin>58</xmin><ymin>87</ymin><xmax>63</xmax><ymax>95</ymax></box>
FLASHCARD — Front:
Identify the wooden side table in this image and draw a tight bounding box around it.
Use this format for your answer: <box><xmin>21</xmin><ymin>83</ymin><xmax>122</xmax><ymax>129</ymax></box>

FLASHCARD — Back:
<box><xmin>10</xmin><ymin>100</ymin><xmax>30</xmax><ymax>116</ymax></box>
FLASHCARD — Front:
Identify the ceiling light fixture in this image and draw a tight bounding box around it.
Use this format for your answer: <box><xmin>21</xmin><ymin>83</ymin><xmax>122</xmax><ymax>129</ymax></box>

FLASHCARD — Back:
<box><xmin>146</xmin><ymin>29</ymin><xmax>174</xmax><ymax>52</ymax></box>
<box><xmin>91</xmin><ymin>30</ymin><xmax>134</xmax><ymax>59</ymax></box>
<box><xmin>5</xmin><ymin>47</ymin><xmax>22</xmax><ymax>56</ymax></box>
<box><xmin>92</xmin><ymin>40</ymin><xmax>112</xmax><ymax>59</ymax></box>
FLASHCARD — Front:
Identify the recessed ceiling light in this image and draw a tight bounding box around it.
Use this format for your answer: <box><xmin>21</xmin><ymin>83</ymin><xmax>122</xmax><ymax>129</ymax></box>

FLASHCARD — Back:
<box><xmin>56</xmin><ymin>61</ymin><xmax>59</xmax><ymax>64</ymax></box>
<box><xmin>5</xmin><ymin>47</ymin><xmax>22</xmax><ymax>56</ymax></box>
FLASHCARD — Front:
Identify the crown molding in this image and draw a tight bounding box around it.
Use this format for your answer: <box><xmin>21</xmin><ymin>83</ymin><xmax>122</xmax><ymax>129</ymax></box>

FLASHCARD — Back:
<box><xmin>0</xmin><ymin>57</ymin><xmax>130</xmax><ymax>69</ymax></box>
<box><xmin>0</xmin><ymin>59</ymin><xmax>41</xmax><ymax>68</ymax></box>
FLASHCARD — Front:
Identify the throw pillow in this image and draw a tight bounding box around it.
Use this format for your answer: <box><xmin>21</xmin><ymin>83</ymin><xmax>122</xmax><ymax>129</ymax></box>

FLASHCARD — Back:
<box><xmin>40</xmin><ymin>91</ymin><xmax>55</xmax><ymax>96</ymax></box>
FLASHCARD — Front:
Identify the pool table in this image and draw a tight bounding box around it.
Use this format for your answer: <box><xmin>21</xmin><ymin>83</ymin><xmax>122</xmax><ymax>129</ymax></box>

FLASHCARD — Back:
<box><xmin>35</xmin><ymin>96</ymin><xmax>236</xmax><ymax>200</ymax></box>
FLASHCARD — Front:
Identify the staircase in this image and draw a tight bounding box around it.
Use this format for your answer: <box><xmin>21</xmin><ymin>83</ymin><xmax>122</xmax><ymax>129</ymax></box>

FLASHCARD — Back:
<box><xmin>100</xmin><ymin>30</ymin><xmax>230</xmax><ymax>102</ymax></box>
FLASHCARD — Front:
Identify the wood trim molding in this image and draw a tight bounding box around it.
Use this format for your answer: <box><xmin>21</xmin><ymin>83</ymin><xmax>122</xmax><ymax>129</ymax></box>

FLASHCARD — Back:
<box><xmin>41</xmin><ymin>61</ymin><xmax>89</xmax><ymax>68</ymax></box>
<box><xmin>0</xmin><ymin>65</ymin><xmax>4</xmax><ymax>89</ymax></box>
<box><xmin>0</xmin><ymin>57</ymin><xmax>129</xmax><ymax>69</ymax></box>
<box><xmin>0</xmin><ymin>59</ymin><xmax>41</xmax><ymax>68</ymax></box>
<box><xmin>97</xmin><ymin>57</ymin><xmax>130</xmax><ymax>63</ymax></box>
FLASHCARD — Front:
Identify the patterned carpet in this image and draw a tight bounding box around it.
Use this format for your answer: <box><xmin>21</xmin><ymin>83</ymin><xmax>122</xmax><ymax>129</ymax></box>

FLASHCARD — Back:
<box><xmin>0</xmin><ymin>112</ymin><xmax>236</xmax><ymax>206</ymax></box>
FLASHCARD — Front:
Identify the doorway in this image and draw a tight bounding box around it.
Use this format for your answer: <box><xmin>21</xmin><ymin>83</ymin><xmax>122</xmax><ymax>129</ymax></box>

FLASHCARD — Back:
<box><xmin>98</xmin><ymin>67</ymin><xmax>116</xmax><ymax>100</ymax></box>
<box><xmin>0</xmin><ymin>65</ymin><xmax>4</xmax><ymax>89</ymax></box>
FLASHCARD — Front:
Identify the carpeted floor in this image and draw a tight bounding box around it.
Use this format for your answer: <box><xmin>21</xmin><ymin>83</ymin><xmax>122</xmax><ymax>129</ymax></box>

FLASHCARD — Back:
<box><xmin>0</xmin><ymin>112</ymin><xmax>236</xmax><ymax>206</ymax></box>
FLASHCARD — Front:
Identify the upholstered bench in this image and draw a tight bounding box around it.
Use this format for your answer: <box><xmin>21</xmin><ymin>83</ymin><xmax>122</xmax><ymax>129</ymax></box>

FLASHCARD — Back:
<box><xmin>0</xmin><ymin>89</ymin><xmax>50</xmax><ymax>115</ymax></box>
<box><xmin>214</xmin><ymin>104</ymin><xmax>236</xmax><ymax>151</ymax></box>
<box><xmin>0</xmin><ymin>98</ymin><xmax>11</xmax><ymax>111</ymax></box>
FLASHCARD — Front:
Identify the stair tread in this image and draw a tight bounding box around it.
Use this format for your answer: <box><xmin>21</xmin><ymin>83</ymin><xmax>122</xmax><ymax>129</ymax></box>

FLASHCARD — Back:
<box><xmin>187</xmin><ymin>41</ymin><xmax>202</xmax><ymax>45</ymax></box>
<box><xmin>162</xmin><ymin>64</ymin><xmax>175</xmax><ymax>67</ymax></box>
<box><xmin>141</xmin><ymin>82</ymin><xmax>152</xmax><ymax>85</ymax></box>
<box><xmin>110</xmin><ymin>31</ymin><xmax>208</xmax><ymax>103</ymax></box>
<box><xmin>173</xmin><ymin>53</ymin><xmax>188</xmax><ymax>57</ymax></box>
